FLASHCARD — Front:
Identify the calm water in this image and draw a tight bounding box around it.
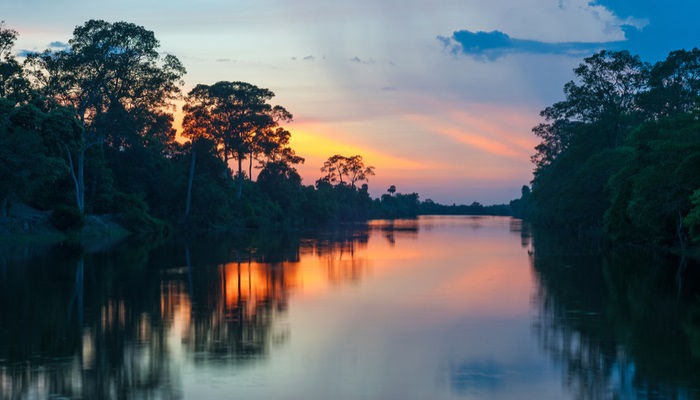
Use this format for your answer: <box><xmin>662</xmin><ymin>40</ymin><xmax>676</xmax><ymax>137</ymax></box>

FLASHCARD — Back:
<box><xmin>1</xmin><ymin>216</ymin><xmax>700</xmax><ymax>399</ymax></box>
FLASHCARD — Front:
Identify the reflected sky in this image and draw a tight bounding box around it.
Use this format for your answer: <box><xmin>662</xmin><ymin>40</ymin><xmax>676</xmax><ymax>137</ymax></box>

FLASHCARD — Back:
<box><xmin>0</xmin><ymin>217</ymin><xmax>575</xmax><ymax>399</ymax></box>
<box><xmin>174</xmin><ymin>216</ymin><xmax>564</xmax><ymax>399</ymax></box>
<box><xmin>3</xmin><ymin>217</ymin><xmax>699</xmax><ymax>399</ymax></box>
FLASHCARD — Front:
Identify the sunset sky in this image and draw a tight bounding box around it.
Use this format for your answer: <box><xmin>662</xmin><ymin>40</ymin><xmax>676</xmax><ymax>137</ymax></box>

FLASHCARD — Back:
<box><xmin>2</xmin><ymin>0</ymin><xmax>698</xmax><ymax>204</ymax></box>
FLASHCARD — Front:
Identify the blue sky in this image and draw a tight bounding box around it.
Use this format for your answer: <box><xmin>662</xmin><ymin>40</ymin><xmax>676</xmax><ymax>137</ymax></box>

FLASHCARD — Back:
<box><xmin>2</xmin><ymin>0</ymin><xmax>698</xmax><ymax>204</ymax></box>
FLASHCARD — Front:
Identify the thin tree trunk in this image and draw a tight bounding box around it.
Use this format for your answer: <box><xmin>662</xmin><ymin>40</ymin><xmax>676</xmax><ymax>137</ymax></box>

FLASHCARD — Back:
<box><xmin>184</xmin><ymin>147</ymin><xmax>197</xmax><ymax>221</ymax></box>
<box><xmin>237</xmin><ymin>157</ymin><xmax>243</xmax><ymax>199</ymax></box>
<box><xmin>64</xmin><ymin>143</ymin><xmax>82</xmax><ymax>211</ymax></box>
<box><xmin>248</xmin><ymin>151</ymin><xmax>253</xmax><ymax>181</ymax></box>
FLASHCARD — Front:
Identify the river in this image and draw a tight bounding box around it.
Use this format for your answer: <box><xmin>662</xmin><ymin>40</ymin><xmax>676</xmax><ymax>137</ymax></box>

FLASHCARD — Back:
<box><xmin>1</xmin><ymin>216</ymin><xmax>699</xmax><ymax>399</ymax></box>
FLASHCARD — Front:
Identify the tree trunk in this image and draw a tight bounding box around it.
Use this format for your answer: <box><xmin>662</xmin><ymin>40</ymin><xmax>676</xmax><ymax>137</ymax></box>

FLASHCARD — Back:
<box><xmin>64</xmin><ymin>144</ymin><xmax>83</xmax><ymax>211</ymax></box>
<box><xmin>237</xmin><ymin>157</ymin><xmax>243</xmax><ymax>199</ymax></box>
<box><xmin>184</xmin><ymin>147</ymin><xmax>197</xmax><ymax>221</ymax></box>
<box><xmin>248</xmin><ymin>151</ymin><xmax>253</xmax><ymax>181</ymax></box>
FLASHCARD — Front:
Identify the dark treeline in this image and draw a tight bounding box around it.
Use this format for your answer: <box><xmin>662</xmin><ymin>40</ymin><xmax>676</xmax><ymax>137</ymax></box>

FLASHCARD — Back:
<box><xmin>0</xmin><ymin>20</ymin><xmax>508</xmax><ymax>236</ymax></box>
<box><xmin>513</xmin><ymin>48</ymin><xmax>700</xmax><ymax>250</ymax></box>
<box><xmin>529</xmin><ymin>226</ymin><xmax>700</xmax><ymax>398</ymax></box>
<box><xmin>419</xmin><ymin>199</ymin><xmax>510</xmax><ymax>216</ymax></box>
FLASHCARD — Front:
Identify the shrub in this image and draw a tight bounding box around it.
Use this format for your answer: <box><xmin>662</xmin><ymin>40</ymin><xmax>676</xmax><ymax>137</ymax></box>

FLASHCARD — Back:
<box><xmin>50</xmin><ymin>205</ymin><xmax>85</xmax><ymax>231</ymax></box>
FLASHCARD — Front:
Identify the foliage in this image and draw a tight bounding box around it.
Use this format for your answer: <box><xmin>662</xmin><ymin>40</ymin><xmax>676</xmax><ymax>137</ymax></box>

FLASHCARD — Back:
<box><xmin>113</xmin><ymin>192</ymin><xmax>169</xmax><ymax>236</ymax></box>
<box><xmin>182</xmin><ymin>81</ymin><xmax>293</xmax><ymax>199</ymax></box>
<box><xmin>25</xmin><ymin>19</ymin><xmax>185</xmax><ymax>211</ymax></box>
<box><xmin>527</xmin><ymin>48</ymin><xmax>700</xmax><ymax>248</ymax></box>
<box><xmin>0</xmin><ymin>21</ymin><xmax>29</xmax><ymax>101</ymax></box>
<box><xmin>50</xmin><ymin>205</ymin><xmax>85</xmax><ymax>231</ymax></box>
<box><xmin>320</xmin><ymin>154</ymin><xmax>375</xmax><ymax>188</ymax></box>
<box><xmin>0</xmin><ymin>20</ymin><xmax>515</xmax><ymax>238</ymax></box>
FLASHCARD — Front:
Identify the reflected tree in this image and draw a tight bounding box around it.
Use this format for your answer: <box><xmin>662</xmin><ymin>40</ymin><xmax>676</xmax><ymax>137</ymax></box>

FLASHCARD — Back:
<box><xmin>530</xmin><ymin>227</ymin><xmax>700</xmax><ymax>399</ymax></box>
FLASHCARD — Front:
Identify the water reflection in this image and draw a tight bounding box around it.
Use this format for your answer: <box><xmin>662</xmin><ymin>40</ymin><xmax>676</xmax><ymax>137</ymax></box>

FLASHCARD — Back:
<box><xmin>530</xmin><ymin>227</ymin><xmax>700</xmax><ymax>399</ymax></box>
<box><xmin>3</xmin><ymin>218</ymin><xmax>700</xmax><ymax>399</ymax></box>
<box><xmin>0</xmin><ymin>226</ymin><xmax>381</xmax><ymax>399</ymax></box>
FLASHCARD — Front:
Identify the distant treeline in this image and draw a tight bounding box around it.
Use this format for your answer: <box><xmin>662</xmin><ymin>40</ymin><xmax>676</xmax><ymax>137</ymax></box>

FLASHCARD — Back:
<box><xmin>512</xmin><ymin>49</ymin><xmax>700</xmax><ymax>249</ymax></box>
<box><xmin>419</xmin><ymin>200</ymin><xmax>510</xmax><ymax>216</ymax></box>
<box><xmin>0</xmin><ymin>20</ymin><xmax>512</xmax><ymax>236</ymax></box>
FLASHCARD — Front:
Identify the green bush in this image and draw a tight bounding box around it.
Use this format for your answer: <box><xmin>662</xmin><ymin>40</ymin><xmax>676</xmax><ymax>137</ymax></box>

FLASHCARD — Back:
<box><xmin>50</xmin><ymin>205</ymin><xmax>85</xmax><ymax>231</ymax></box>
<box><xmin>113</xmin><ymin>192</ymin><xmax>169</xmax><ymax>236</ymax></box>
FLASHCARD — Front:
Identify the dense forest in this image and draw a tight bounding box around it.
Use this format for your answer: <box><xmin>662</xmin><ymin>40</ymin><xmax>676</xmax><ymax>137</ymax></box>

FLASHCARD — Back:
<box><xmin>1</xmin><ymin>20</ymin><xmax>509</xmax><ymax>235</ymax></box>
<box><xmin>511</xmin><ymin>48</ymin><xmax>700</xmax><ymax>250</ymax></box>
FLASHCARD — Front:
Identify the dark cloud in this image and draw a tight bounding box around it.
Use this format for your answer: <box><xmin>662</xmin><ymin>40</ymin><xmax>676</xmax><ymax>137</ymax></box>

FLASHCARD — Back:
<box><xmin>292</xmin><ymin>55</ymin><xmax>317</xmax><ymax>61</ymax></box>
<box><xmin>16</xmin><ymin>49</ymin><xmax>32</xmax><ymax>57</ymax></box>
<box><xmin>350</xmin><ymin>56</ymin><xmax>376</xmax><ymax>65</ymax></box>
<box><xmin>438</xmin><ymin>29</ymin><xmax>625</xmax><ymax>61</ymax></box>
<box><xmin>48</xmin><ymin>41</ymin><xmax>69</xmax><ymax>49</ymax></box>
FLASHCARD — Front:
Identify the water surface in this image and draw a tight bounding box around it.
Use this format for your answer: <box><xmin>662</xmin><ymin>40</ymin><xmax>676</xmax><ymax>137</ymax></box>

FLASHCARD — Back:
<box><xmin>1</xmin><ymin>216</ymin><xmax>699</xmax><ymax>399</ymax></box>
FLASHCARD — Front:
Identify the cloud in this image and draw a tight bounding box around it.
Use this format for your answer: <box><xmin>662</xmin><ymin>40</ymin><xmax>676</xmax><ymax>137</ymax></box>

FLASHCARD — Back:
<box><xmin>16</xmin><ymin>41</ymin><xmax>69</xmax><ymax>57</ymax></box>
<box><xmin>48</xmin><ymin>41</ymin><xmax>69</xmax><ymax>50</ymax></box>
<box><xmin>350</xmin><ymin>56</ymin><xmax>376</xmax><ymax>65</ymax></box>
<box><xmin>438</xmin><ymin>29</ymin><xmax>627</xmax><ymax>61</ymax></box>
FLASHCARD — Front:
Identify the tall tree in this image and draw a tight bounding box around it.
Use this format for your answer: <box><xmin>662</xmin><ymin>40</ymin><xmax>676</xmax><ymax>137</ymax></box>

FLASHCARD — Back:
<box><xmin>0</xmin><ymin>21</ymin><xmax>28</xmax><ymax>101</ymax></box>
<box><xmin>320</xmin><ymin>154</ymin><xmax>375</xmax><ymax>188</ymax></box>
<box><xmin>638</xmin><ymin>48</ymin><xmax>700</xmax><ymax>118</ymax></box>
<box><xmin>181</xmin><ymin>81</ymin><xmax>292</xmax><ymax>199</ymax></box>
<box><xmin>344</xmin><ymin>155</ymin><xmax>375</xmax><ymax>188</ymax></box>
<box><xmin>534</xmin><ymin>50</ymin><xmax>648</xmax><ymax>163</ymax></box>
<box><xmin>24</xmin><ymin>19</ymin><xmax>185</xmax><ymax>211</ymax></box>
<box><xmin>320</xmin><ymin>154</ymin><xmax>346</xmax><ymax>185</ymax></box>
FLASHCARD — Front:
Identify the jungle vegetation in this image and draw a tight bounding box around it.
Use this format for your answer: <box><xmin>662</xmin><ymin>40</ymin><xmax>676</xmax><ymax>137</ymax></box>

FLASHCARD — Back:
<box><xmin>0</xmin><ymin>20</ymin><xmax>505</xmax><ymax>236</ymax></box>
<box><xmin>514</xmin><ymin>48</ymin><xmax>700</xmax><ymax>249</ymax></box>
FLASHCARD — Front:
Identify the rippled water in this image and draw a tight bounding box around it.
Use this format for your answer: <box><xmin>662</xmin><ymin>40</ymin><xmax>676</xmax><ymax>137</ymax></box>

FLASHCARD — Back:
<box><xmin>1</xmin><ymin>216</ymin><xmax>699</xmax><ymax>399</ymax></box>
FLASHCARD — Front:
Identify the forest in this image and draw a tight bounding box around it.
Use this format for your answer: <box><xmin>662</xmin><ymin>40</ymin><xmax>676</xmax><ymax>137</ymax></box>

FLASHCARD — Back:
<box><xmin>511</xmin><ymin>48</ymin><xmax>700</xmax><ymax>251</ymax></box>
<box><xmin>0</xmin><ymin>20</ymin><xmax>479</xmax><ymax>235</ymax></box>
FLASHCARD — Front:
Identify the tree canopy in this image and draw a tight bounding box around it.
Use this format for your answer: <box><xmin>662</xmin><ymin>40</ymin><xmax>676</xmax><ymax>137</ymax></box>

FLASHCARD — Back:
<box><xmin>0</xmin><ymin>19</ymin><xmax>512</xmax><ymax>236</ymax></box>
<box><xmin>526</xmin><ymin>48</ymin><xmax>700</xmax><ymax>248</ymax></box>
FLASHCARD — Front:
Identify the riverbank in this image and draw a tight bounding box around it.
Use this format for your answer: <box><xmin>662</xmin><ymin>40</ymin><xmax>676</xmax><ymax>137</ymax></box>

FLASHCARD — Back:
<box><xmin>0</xmin><ymin>203</ymin><xmax>130</xmax><ymax>245</ymax></box>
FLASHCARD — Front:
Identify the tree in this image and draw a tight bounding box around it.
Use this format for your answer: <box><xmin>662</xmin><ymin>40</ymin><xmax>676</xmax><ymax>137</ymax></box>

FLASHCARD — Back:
<box><xmin>181</xmin><ymin>81</ymin><xmax>292</xmax><ymax>199</ymax></box>
<box><xmin>345</xmin><ymin>155</ymin><xmax>375</xmax><ymax>188</ymax></box>
<box><xmin>529</xmin><ymin>50</ymin><xmax>650</xmax><ymax>230</ymax></box>
<box><xmin>25</xmin><ymin>19</ymin><xmax>185</xmax><ymax>211</ymax></box>
<box><xmin>256</xmin><ymin>127</ymin><xmax>304</xmax><ymax>168</ymax></box>
<box><xmin>320</xmin><ymin>154</ymin><xmax>346</xmax><ymax>185</ymax></box>
<box><xmin>388</xmin><ymin>185</ymin><xmax>396</xmax><ymax>196</ymax></box>
<box><xmin>0</xmin><ymin>99</ymin><xmax>67</xmax><ymax>215</ymax></box>
<box><xmin>0</xmin><ymin>21</ymin><xmax>28</xmax><ymax>101</ymax></box>
<box><xmin>320</xmin><ymin>154</ymin><xmax>375</xmax><ymax>188</ymax></box>
<box><xmin>638</xmin><ymin>48</ymin><xmax>700</xmax><ymax>118</ymax></box>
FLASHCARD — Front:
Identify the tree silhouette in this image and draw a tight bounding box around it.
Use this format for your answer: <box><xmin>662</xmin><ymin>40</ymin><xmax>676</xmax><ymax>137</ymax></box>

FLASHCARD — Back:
<box><xmin>182</xmin><ymin>81</ymin><xmax>292</xmax><ymax>199</ymax></box>
<box><xmin>25</xmin><ymin>20</ymin><xmax>185</xmax><ymax>211</ymax></box>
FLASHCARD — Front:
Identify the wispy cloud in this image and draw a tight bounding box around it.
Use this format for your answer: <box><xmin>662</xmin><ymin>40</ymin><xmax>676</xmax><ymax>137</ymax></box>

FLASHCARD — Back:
<box><xmin>48</xmin><ymin>41</ymin><xmax>69</xmax><ymax>50</ymax></box>
<box><xmin>292</xmin><ymin>55</ymin><xmax>317</xmax><ymax>61</ymax></box>
<box><xmin>438</xmin><ymin>29</ymin><xmax>626</xmax><ymax>61</ymax></box>
<box><xmin>350</xmin><ymin>56</ymin><xmax>376</xmax><ymax>65</ymax></box>
<box><xmin>16</xmin><ymin>40</ymin><xmax>69</xmax><ymax>57</ymax></box>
